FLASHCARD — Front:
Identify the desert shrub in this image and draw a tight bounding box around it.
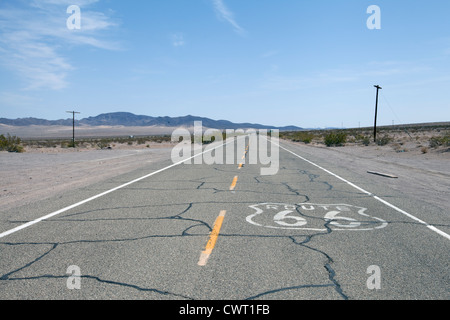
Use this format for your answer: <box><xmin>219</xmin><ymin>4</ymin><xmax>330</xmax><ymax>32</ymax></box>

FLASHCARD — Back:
<box><xmin>362</xmin><ymin>136</ymin><xmax>371</xmax><ymax>146</ymax></box>
<box><xmin>0</xmin><ymin>134</ymin><xmax>6</xmax><ymax>150</ymax></box>
<box><xmin>376</xmin><ymin>135</ymin><xmax>391</xmax><ymax>146</ymax></box>
<box><xmin>291</xmin><ymin>132</ymin><xmax>315</xmax><ymax>144</ymax></box>
<box><xmin>190</xmin><ymin>132</ymin><xmax>222</xmax><ymax>145</ymax></box>
<box><xmin>67</xmin><ymin>141</ymin><xmax>79</xmax><ymax>148</ymax></box>
<box><xmin>324</xmin><ymin>132</ymin><xmax>347</xmax><ymax>147</ymax></box>
<box><xmin>429</xmin><ymin>134</ymin><xmax>450</xmax><ymax>148</ymax></box>
<box><xmin>429</xmin><ymin>137</ymin><xmax>439</xmax><ymax>148</ymax></box>
<box><xmin>137</xmin><ymin>138</ymin><xmax>147</xmax><ymax>145</ymax></box>
<box><xmin>353</xmin><ymin>134</ymin><xmax>371</xmax><ymax>146</ymax></box>
<box><xmin>97</xmin><ymin>139</ymin><xmax>110</xmax><ymax>149</ymax></box>
<box><xmin>0</xmin><ymin>134</ymin><xmax>25</xmax><ymax>153</ymax></box>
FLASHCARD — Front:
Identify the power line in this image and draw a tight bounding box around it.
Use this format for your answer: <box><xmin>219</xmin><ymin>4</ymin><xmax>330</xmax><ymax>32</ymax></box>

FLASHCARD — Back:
<box><xmin>380</xmin><ymin>91</ymin><xmax>402</xmax><ymax>125</ymax></box>
<box><xmin>380</xmin><ymin>92</ymin><xmax>413</xmax><ymax>139</ymax></box>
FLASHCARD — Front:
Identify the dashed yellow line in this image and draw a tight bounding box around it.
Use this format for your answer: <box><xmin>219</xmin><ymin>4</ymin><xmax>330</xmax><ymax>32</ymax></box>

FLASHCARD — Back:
<box><xmin>239</xmin><ymin>144</ymin><xmax>248</xmax><ymax>168</ymax></box>
<box><xmin>197</xmin><ymin>144</ymin><xmax>248</xmax><ymax>266</ymax></box>
<box><xmin>198</xmin><ymin>210</ymin><xmax>227</xmax><ymax>266</ymax></box>
<box><xmin>229</xmin><ymin>176</ymin><xmax>239</xmax><ymax>190</ymax></box>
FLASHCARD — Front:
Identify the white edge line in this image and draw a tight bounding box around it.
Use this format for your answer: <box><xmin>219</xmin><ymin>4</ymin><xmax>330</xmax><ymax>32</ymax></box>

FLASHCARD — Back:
<box><xmin>273</xmin><ymin>139</ymin><xmax>450</xmax><ymax>241</ymax></box>
<box><xmin>0</xmin><ymin>139</ymin><xmax>234</xmax><ymax>239</ymax></box>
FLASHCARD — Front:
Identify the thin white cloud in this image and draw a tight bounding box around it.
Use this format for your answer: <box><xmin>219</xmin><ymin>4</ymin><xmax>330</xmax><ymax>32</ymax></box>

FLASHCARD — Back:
<box><xmin>212</xmin><ymin>0</ymin><xmax>246</xmax><ymax>35</ymax></box>
<box><xmin>260</xmin><ymin>62</ymin><xmax>433</xmax><ymax>92</ymax></box>
<box><xmin>261</xmin><ymin>50</ymin><xmax>279</xmax><ymax>58</ymax></box>
<box><xmin>171</xmin><ymin>33</ymin><xmax>186</xmax><ymax>47</ymax></box>
<box><xmin>0</xmin><ymin>0</ymin><xmax>120</xmax><ymax>90</ymax></box>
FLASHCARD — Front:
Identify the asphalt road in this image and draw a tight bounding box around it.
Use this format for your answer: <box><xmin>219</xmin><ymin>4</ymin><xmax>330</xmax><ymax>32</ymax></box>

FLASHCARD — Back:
<box><xmin>0</xmin><ymin>136</ymin><xmax>449</xmax><ymax>301</ymax></box>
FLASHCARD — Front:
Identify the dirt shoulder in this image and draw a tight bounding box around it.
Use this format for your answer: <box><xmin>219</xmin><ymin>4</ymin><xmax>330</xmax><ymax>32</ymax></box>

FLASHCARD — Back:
<box><xmin>0</xmin><ymin>142</ymin><xmax>173</xmax><ymax>213</ymax></box>
<box><xmin>281</xmin><ymin>136</ymin><xmax>450</xmax><ymax>213</ymax></box>
<box><xmin>280</xmin><ymin>124</ymin><xmax>449</xmax><ymax>175</ymax></box>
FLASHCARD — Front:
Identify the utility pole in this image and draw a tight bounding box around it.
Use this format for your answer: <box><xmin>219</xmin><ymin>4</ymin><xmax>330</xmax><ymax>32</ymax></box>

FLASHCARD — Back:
<box><xmin>373</xmin><ymin>85</ymin><xmax>382</xmax><ymax>142</ymax></box>
<box><xmin>66</xmin><ymin>111</ymin><xmax>80</xmax><ymax>147</ymax></box>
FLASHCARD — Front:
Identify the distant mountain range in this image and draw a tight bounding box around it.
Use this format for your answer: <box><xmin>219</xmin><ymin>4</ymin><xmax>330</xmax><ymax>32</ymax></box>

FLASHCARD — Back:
<box><xmin>0</xmin><ymin>112</ymin><xmax>303</xmax><ymax>131</ymax></box>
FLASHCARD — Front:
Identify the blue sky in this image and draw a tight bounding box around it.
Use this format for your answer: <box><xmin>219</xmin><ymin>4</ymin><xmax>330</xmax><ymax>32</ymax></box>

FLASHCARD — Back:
<box><xmin>0</xmin><ymin>0</ymin><xmax>449</xmax><ymax>128</ymax></box>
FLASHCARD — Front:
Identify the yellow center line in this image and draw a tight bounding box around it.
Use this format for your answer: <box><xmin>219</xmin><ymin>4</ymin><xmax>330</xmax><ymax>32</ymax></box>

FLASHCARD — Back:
<box><xmin>198</xmin><ymin>210</ymin><xmax>227</xmax><ymax>266</ymax></box>
<box><xmin>239</xmin><ymin>145</ymin><xmax>248</xmax><ymax>168</ymax></box>
<box><xmin>229</xmin><ymin>176</ymin><xmax>238</xmax><ymax>190</ymax></box>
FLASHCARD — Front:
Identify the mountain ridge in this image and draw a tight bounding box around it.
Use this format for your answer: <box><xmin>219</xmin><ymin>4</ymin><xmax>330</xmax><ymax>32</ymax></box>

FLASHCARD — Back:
<box><xmin>0</xmin><ymin>112</ymin><xmax>303</xmax><ymax>131</ymax></box>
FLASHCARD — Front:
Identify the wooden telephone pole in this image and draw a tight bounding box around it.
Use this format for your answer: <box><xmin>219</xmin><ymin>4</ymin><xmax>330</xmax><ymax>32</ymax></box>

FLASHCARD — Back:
<box><xmin>66</xmin><ymin>111</ymin><xmax>80</xmax><ymax>147</ymax></box>
<box><xmin>373</xmin><ymin>85</ymin><xmax>382</xmax><ymax>142</ymax></box>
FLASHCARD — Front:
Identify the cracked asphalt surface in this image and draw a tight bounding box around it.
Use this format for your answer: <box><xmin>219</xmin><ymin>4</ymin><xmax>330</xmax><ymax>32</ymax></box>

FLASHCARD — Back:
<box><xmin>0</xmin><ymin>137</ymin><xmax>449</xmax><ymax>300</ymax></box>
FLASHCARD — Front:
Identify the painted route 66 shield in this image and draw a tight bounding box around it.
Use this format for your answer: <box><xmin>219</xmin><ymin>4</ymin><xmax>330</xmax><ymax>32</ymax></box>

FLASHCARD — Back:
<box><xmin>246</xmin><ymin>203</ymin><xmax>387</xmax><ymax>231</ymax></box>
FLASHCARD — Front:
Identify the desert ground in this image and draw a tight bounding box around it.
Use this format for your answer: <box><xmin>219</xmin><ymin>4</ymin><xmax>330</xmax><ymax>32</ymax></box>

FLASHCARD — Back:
<box><xmin>1</xmin><ymin>123</ymin><xmax>448</xmax><ymax>214</ymax></box>
<box><xmin>0</xmin><ymin>124</ymin><xmax>177</xmax><ymax>139</ymax></box>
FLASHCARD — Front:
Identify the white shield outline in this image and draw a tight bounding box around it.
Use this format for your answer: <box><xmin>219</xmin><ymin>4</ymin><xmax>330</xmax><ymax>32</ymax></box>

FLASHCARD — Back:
<box><xmin>246</xmin><ymin>203</ymin><xmax>388</xmax><ymax>231</ymax></box>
